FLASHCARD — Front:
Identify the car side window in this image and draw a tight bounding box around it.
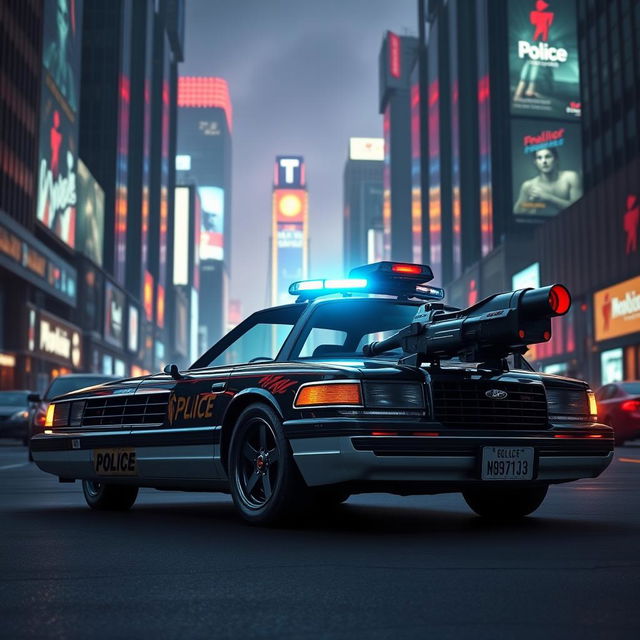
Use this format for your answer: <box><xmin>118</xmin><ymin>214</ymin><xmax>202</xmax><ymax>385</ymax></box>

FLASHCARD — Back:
<box><xmin>208</xmin><ymin>322</ymin><xmax>294</xmax><ymax>366</ymax></box>
<box><xmin>298</xmin><ymin>328</ymin><xmax>348</xmax><ymax>358</ymax></box>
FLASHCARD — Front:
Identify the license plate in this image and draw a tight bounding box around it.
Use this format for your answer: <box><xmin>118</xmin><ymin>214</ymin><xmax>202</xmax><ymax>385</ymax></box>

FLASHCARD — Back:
<box><xmin>481</xmin><ymin>446</ymin><xmax>534</xmax><ymax>480</ymax></box>
<box><xmin>92</xmin><ymin>448</ymin><xmax>137</xmax><ymax>476</ymax></box>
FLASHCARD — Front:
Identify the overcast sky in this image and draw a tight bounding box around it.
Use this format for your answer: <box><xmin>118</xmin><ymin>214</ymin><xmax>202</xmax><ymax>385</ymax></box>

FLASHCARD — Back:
<box><xmin>182</xmin><ymin>0</ymin><xmax>417</xmax><ymax>317</ymax></box>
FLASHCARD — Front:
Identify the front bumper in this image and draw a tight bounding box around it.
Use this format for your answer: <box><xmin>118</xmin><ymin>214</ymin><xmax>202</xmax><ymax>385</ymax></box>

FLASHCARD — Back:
<box><xmin>286</xmin><ymin>419</ymin><xmax>614</xmax><ymax>490</ymax></box>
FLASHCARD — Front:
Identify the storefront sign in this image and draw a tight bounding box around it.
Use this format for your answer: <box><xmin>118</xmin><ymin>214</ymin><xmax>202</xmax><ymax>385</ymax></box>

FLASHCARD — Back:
<box><xmin>29</xmin><ymin>307</ymin><xmax>82</xmax><ymax>368</ymax></box>
<box><xmin>594</xmin><ymin>275</ymin><xmax>640</xmax><ymax>342</ymax></box>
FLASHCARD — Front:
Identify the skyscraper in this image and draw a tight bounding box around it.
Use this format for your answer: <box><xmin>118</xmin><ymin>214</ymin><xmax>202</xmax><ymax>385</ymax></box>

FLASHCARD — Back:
<box><xmin>271</xmin><ymin>156</ymin><xmax>309</xmax><ymax>307</ymax></box>
<box><xmin>378</xmin><ymin>31</ymin><xmax>419</xmax><ymax>264</ymax></box>
<box><xmin>176</xmin><ymin>76</ymin><xmax>232</xmax><ymax>346</ymax></box>
<box><xmin>343</xmin><ymin>138</ymin><xmax>384</xmax><ymax>273</ymax></box>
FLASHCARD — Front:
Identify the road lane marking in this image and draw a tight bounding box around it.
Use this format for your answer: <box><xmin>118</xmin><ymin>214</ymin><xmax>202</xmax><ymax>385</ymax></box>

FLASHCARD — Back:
<box><xmin>618</xmin><ymin>457</ymin><xmax>640</xmax><ymax>464</ymax></box>
<box><xmin>0</xmin><ymin>463</ymin><xmax>29</xmax><ymax>471</ymax></box>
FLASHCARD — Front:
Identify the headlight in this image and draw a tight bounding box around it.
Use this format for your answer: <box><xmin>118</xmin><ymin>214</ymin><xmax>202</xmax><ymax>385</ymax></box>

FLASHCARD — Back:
<box><xmin>546</xmin><ymin>386</ymin><xmax>592</xmax><ymax>422</ymax></box>
<box><xmin>363</xmin><ymin>382</ymin><xmax>425</xmax><ymax>409</ymax></box>
<box><xmin>44</xmin><ymin>403</ymin><xmax>70</xmax><ymax>428</ymax></box>
<box><xmin>44</xmin><ymin>404</ymin><xmax>55</xmax><ymax>427</ymax></box>
<box><xmin>9</xmin><ymin>410</ymin><xmax>29</xmax><ymax>421</ymax></box>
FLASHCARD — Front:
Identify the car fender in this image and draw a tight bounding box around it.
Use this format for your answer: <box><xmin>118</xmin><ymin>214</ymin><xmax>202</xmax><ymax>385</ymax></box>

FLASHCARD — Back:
<box><xmin>219</xmin><ymin>387</ymin><xmax>285</xmax><ymax>472</ymax></box>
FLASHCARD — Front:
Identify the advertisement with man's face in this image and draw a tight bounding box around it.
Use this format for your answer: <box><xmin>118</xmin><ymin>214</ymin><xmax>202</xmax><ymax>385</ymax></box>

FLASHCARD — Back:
<box><xmin>512</xmin><ymin>119</ymin><xmax>582</xmax><ymax>219</ymax></box>
<box><xmin>509</xmin><ymin>0</ymin><xmax>581</xmax><ymax>120</ymax></box>
<box><xmin>42</xmin><ymin>0</ymin><xmax>83</xmax><ymax>114</ymax></box>
<box><xmin>37</xmin><ymin>81</ymin><xmax>78</xmax><ymax>247</ymax></box>
<box><xmin>76</xmin><ymin>159</ymin><xmax>104</xmax><ymax>266</ymax></box>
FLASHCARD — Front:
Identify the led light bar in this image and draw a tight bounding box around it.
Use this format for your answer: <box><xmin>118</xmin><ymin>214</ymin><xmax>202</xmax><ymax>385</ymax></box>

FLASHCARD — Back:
<box><xmin>288</xmin><ymin>262</ymin><xmax>446</xmax><ymax>302</ymax></box>
<box><xmin>288</xmin><ymin>278</ymin><xmax>368</xmax><ymax>296</ymax></box>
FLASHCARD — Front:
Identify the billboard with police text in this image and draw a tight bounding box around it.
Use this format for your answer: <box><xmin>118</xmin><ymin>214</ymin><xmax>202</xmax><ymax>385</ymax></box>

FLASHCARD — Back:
<box><xmin>509</xmin><ymin>0</ymin><xmax>581</xmax><ymax>120</ymax></box>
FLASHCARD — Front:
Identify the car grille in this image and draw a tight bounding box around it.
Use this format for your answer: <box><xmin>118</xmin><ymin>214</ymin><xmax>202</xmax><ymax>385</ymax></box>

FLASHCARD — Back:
<box><xmin>81</xmin><ymin>393</ymin><xmax>169</xmax><ymax>427</ymax></box>
<box><xmin>431</xmin><ymin>379</ymin><xmax>548</xmax><ymax>429</ymax></box>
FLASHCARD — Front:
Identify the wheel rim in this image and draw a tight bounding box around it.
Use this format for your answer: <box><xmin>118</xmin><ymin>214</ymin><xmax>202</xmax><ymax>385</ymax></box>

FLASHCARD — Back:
<box><xmin>234</xmin><ymin>417</ymin><xmax>280</xmax><ymax>509</ymax></box>
<box><xmin>85</xmin><ymin>480</ymin><xmax>103</xmax><ymax>498</ymax></box>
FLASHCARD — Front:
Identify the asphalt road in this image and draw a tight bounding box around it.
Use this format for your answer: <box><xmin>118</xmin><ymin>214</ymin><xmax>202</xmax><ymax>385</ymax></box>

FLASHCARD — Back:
<box><xmin>1</xmin><ymin>441</ymin><xmax>640</xmax><ymax>640</ymax></box>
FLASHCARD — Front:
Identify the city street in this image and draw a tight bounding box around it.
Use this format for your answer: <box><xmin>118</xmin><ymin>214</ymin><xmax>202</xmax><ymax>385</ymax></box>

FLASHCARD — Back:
<box><xmin>1</xmin><ymin>441</ymin><xmax>639</xmax><ymax>639</ymax></box>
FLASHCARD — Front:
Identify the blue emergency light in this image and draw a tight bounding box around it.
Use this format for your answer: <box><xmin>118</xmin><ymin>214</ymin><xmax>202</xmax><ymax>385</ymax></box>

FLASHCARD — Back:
<box><xmin>289</xmin><ymin>262</ymin><xmax>446</xmax><ymax>302</ymax></box>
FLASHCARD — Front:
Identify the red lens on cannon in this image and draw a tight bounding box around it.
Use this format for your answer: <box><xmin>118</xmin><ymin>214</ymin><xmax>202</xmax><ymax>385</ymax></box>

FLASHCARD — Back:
<box><xmin>548</xmin><ymin>285</ymin><xmax>571</xmax><ymax>315</ymax></box>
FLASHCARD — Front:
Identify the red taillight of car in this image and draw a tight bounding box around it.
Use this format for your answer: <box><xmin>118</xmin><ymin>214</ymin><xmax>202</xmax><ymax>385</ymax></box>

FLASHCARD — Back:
<box><xmin>36</xmin><ymin>406</ymin><xmax>48</xmax><ymax>427</ymax></box>
<box><xmin>621</xmin><ymin>400</ymin><xmax>640</xmax><ymax>413</ymax></box>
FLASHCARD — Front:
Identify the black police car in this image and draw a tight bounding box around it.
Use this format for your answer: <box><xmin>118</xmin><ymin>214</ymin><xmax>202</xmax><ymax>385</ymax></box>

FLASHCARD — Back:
<box><xmin>31</xmin><ymin>262</ymin><xmax>613</xmax><ymax>524</ymax></box>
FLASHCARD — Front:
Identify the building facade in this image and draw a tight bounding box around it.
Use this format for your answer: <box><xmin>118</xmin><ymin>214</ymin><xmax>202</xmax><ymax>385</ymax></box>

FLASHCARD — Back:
<box><xmin>378</xmin><ymin>32</ymin><xmax>420</xmax><ymax>265</ymax></box>
<box><xmin>342</xmin><ymin>138</ymin><xmax>384</xmax><ymax>273</ymax></box>
<box><xmin>0</xmin><ymin>0</ymin><xmax>184</xmax><ymax>391</ymax></box>
<box><xmin>78</xmin><ymin>0</ymin><xmax>184</xmax><ymax>377</ymax></box>
<box><xmin>395</xmin><ymin>0</ymin><xmax>640</xmax><ymax>387</ymax></box>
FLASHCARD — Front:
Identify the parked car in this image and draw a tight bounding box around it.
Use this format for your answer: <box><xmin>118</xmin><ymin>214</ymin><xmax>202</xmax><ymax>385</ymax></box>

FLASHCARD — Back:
<box><xmin>595</xmin><ymin>381</ymin><xmax>640</xmax><ymax>445</ymax></box>
<box><xmin>0</xmin><ymin>391</ymin><xmax>34</xmax><ymax>444</ymax></box>
<box><xmin>28</xmin><ymin>374</ymin><xmax>121</xmax><ymax>450</ymax></box>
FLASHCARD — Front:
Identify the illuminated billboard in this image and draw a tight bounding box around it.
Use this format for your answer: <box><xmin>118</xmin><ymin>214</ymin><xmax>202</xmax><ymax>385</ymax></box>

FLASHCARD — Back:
<box><xmin>37</xmin><ymin>81</ymin><xmax>78</xmax><ymax>248</ymax></box>
<box><xmin>272</xmin><ymin>159</ymin><xmax>308</xmax><ymax>306</ymax></box>
<box><xmin>509</xmin><ymin>0</ymin><xmax>581</xmax><ymax>120</ymax></box>
<box><xmin>198</xmin><ymin>186</ymin><xmax>224</xmax><ymax>261</ymax></box>
<box><xmin>594</xmin><ymin>275</ymin><xmax>640</xmax><ymax>342</ymax></box>
<box><xmin>42</xmin><ymin>0</ymin><xmax>83</xmax><ymax>114</ymax></box>
<box><xmin>511</xmin><ymin>119</ymin><xmax>582</xmax><ymax>219</ymax></box>
<box><xmin>37</xmin><ymin>0</ymin><xmax>83</xmax><ymax>249</ymax></box>
<box><xmin>104</xmin><ymin>282</ymin><xmax>125</xmax><ymax>348</ymax></box>
<box><xmin>274</xmin><ymin>156</ymin><xmax>305</xmax><ymax>188</ymax></box>
<box><xmin>76</xmin><ymin>159</ymin><xmax>104</xmax><ymax>266</ymax></box>
<box><xmin>511</xmin><ymin>262</ymin><xmax>540</xmax><ymax>290</ymax></box>
<box><xmin>173</xmin><ymin>186</ymin><xmax>190</xmax><ymax>285</ymax></box>
<box><xmin>349</xmin><ymin>138</ymin><xmax>384</xmax><ymax>162</ymax></box>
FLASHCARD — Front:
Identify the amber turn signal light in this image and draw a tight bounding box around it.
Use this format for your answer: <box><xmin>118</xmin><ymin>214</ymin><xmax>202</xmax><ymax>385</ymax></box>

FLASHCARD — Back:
<box><xmin>44</xmin><ymin>404</ymin><xmax>55</xmax><ymax>428</ymax></box>
<box><xmin>587</xmin><ymin>391</ymin><xmax>598</xmax><ymax>417</ymax></box>
<box><xmin>294</xmin><ymin>382</ymin><xmax>362</xmax><ymax>408</ymax></box>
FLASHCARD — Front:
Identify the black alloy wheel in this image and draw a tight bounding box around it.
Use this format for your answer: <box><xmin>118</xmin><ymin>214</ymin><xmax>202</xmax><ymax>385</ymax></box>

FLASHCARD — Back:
<box><xmin>81</xmin><ymin>480</ymin><xmax>139</xmax><ymax>511</ymax></box>
<box><xmin>462</xmin><ymin>485</ymin><xmax>548</xmax><ymax>519</ymax></box>
<box><xmin>229</xmin><ymin>403</ymin><xmax>307</xmax><ymax>525</ymax></box>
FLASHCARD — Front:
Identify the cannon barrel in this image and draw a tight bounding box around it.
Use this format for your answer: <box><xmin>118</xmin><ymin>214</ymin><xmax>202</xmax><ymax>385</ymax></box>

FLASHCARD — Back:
<box><xmin>363</xmin><ymin>284</ymin><xmax>571</xmax><ymax>363</ymax></box>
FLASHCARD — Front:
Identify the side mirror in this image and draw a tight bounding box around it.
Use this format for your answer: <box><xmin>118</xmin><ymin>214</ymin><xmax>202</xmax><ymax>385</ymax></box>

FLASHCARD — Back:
<box><xmin>163</xmin><ymin>363</ymin><xmax>184</xmax><ymax>380</ymax></box>
<box><xmin>28</xmin><ymin>393</ymin><xmax>41</xmax><ymax>403</ymax></box>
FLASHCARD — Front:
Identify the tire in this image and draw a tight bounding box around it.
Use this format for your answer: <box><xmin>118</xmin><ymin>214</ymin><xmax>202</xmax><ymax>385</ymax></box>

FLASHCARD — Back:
<box><xmin>463</xmin><ymin>485</ymin><xmax>548</xmax><ymax>519</ymax></box>
<box><xmin>228</xmin><ymin>403</ymin><xmax>307</xmax><ymax>525</ymax></box>
<box><xmin>82</xmin><ymin>480</ymin><xmax>138</xmax><ymax>511</ymax></box>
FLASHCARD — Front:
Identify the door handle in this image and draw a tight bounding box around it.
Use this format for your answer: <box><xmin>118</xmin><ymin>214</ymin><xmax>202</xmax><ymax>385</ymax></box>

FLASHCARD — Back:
<box><xmin>210</xmin><ymin>381</ymin><xmax>227</xmax><ymax>393</ymax></box>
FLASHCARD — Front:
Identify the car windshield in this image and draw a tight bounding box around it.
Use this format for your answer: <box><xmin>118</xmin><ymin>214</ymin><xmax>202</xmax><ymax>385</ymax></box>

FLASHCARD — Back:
<box><xmin>45</xmin><ymin>376</ymin><xmax>116</xmax><ymax>400</ymax></box>
<box><xmin>0</xmin><ymin>391</ymin><xmax>29</xmax><ymax>406</ymax></box>
<box><xmin>621</xmin><ymin>382</ymin><xmax>640</xmax><ymax>395</ymax></box>
<box><xmin>291</xmin><ymin>299</ymin><xmax>419</xmax><ymax>360</ymax></box>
